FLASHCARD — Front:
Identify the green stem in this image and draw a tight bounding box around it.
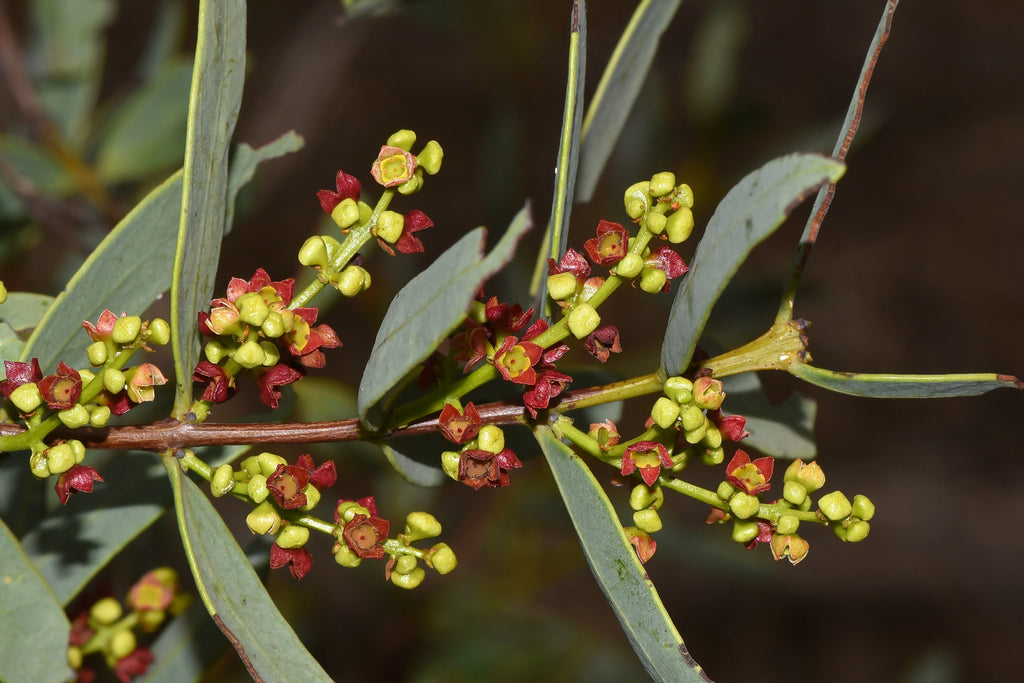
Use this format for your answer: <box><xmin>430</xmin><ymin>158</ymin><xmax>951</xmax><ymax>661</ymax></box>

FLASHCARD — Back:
<box><xmin>659</xmin><ymin>477</ymin><xmax>728</xmax><ymax>510</ymax></box>
<box><xmin>80</xmin><ymin>611</ymin><xmax>141</xmax><ymax>656</ymax></box>
<box><xmin>698</xmin><ymin>321</ymin><xmax>809</xmax><ymax>377</ymax></box>
<box><xmin>387</xmin><ymin>364</ymin><xmax>499</xmax><ymax>429</ymax></box>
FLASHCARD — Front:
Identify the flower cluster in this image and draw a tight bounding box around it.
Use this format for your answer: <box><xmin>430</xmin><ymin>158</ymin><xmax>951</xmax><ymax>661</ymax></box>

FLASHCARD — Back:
<box><xmin>439</xmin><ymin>409</ymin><xmax>523</xmax><ymax>490</ymax></box>
<box><xmin>194</xmin><ymin>268</ymin><xmax>340</xmax><ymax>410</ymax></box>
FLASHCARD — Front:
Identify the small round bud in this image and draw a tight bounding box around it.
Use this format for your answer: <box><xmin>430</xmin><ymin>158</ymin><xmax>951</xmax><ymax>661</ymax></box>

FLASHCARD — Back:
<box><xmin>417</xmin><ymin>140</ymin><xmax>444</xmax><ymax>175</ymax></box>
<box><xmin>336</xmin><ymin>265</ymin><xmax>371</xmax><ymax>297</ymax></box>
<box><xmin>68</xmin><ymin>646</ymin><xmax>82</xmax><ymax>671</ymax></box>
<box><xmin>732</xmin><ymin>520</ymin><xmax>759</xmax><ymax>544</ymax></box>
<box><xmin>107</xmin><ymin>629</ymin><xmax>136</xmax><ymax>660</ymax></box>
<box><xmin>650</xmin><ymin>397</ymin><xmax>680</xmax><ymax>430</ymax></box>
<box><xmin>702</xmin><ymin>425</ymin><xmax>722</xmax><ymax>449</ymax></box>
<box><xmin>111</xmin><ymin>316</ymin><xmax>142</xmax><ymax>345</ymax></box>
<box><xmin>404</xmin><ymin>512</ymin><xmax>442</xmax><ymax>542</ymax></box>
<box><xmin>818</xmin><ymin>491</ymin><xmax>852</xmax><ymax>522</ymax></box>
<box><xmin>646</xmin><ymin>212</ymin><xmax>667</xmax><ymax>234</ymax></box>
<box><xmin>680</xmin><ymin>404</ymin><xmax>706</xmax><ymax>432</ymax></box>
<box><xmin>78</xmin><ymin>369</ymin><xmax>95</xmax><ymax>384</ymax></box>
<box><xmin>247</xmin><ymin>474</ymin><xmax>269</xmax><ymax>503</ymax></box>
<box><xmin>375</xmin><ymin>210</ymin><xmax>405</xmax><ymax>244</ymax></box>
<box><xmin>387</xmin><ymin>129</ymin><xmax>417</xmax><ymax>151</ymax></box>
<box><xmin>394</xmin><ymin>554</ymin><xmax>418</xmax><ymax>575</ymax></box>
<box><xmin>204</xmin><ymin>340</ymin><xmax>230</xmax><ymax>364</ymax></box>
<box><xmin>397</xmin><ymin>172</ymin><xmax>423</xmax><ymax>195</ymax></box>
<box><xmin>614</xmin><ymin>252</ymin><xmax>645</xmax><ymax>278</ymax></box>
<box><xmin>716</xmin><ymin>480</ymin><xmax>735</xmax><ymax>502</ymax></box>
<box><xmin>89</xmin><ymin>405</ymin><xmax>112</xmax><ymax>428</ymax></box>
<box><xmin>68</xmin><ymin>439</ymin><xmax>86</xmax><ymax>463</ymax></box>
<box><xmin>330</xmin><ymin>198</ymin><xmax>361</xmax><ymax>230</ymax></box>
<box><xmin>729</xmin><ymin>491</ymin><xmax>760</xmax><ymax>520</ymax></box>
<box><xmin>90</xmin><ymin>597</ymin><xmax>123</xmax><ymax>625</ymax></box>
<box><xmin>276</xmin><ymin>524</ymin><xmax>310</xmax><ymax>549</ymax></box>
<box><xmin>260</xmin><ymin>312</ymin><xmax>284</xmax><ymax>338</ymax></box>
<box><xmin>59</xmin><ymin>405</ymin><xmax>90</xmax><ymax>429</ymax></box>
<box><xmin>633</xmin><ymin>508</ymin><xmax>663</xmax><ymax>534</ymax></box>
<box><xmin>259</xmin><ymin>341</ymin><xmax>280</xmax><ymax>367</ymax></box>
<box><xmin>146</xmin><ymin>318</ymin><xmax>171</xmax><ymax>346</ymax></box>
<box><xmin>783</xmin><ymin>480</ymin><xmax>808</xmax><ymax>506</ymax></box>
<box><xmin>232</xmin><ymin>339</ymin><xmax>266</xmax><ymax>369</ymax></box>
<box><xmin>649</xmin><ymin>172</ymin><xmax>676</xmax><ymax>197</ymax></box>
<box><xmin>623</xmin><ymin>181</ymin><xmax>652</xmax><ymax>219</ymax></box>
<box><xmin>246</xmin><ymin>500</ymin><xmax>282</xmax><ymax>535</ymax></box>
<box><xmin>300</xmin><ymin>483</ymin><xmax>321</xmax><ymax>511</ymax></box>
<box><xmin>566</xmin><ymin>303</ymin><xmax>601</xmax><ymax>339</ymax></box>
<box><xmin>47</xmin><ymin>443</ymin><xmax>76</xmax><ymax>474</ymax></box>
<box><xmin>10</xmin><ymin>382</ymin><xmax>43</xmax><ymax>413</ymax></box>
<box><xmin>0</xmin><ymin>281</ymin><xmax>6</xmax><ymax>304</ymax></box>
<box><xmin>844</xmin><ymin>520</ymin><xmax>870</xmax><ymax>542</ymax></box>
<box><xmin>241</xmin><ymin>455</ymin><xmax>261</xmax><ymax>477</ymax></box>
<box><xmin>29</xmin><ymin>451</ymin><xmax>50</xmax><ymax>479</ymax></box>
<box><xmin>683</xmin><ymin>421</ymin><xmax>707</xmax><ymax>445</ymax></box>
<box><xmin>103</xmin><ymin>368</ymin><xmax>126</xmax><ymax>395</ymax></box>
<box><xmin>702</xmin><ymin>446</ymin><xmax>725</xmax><ymax>465</ymax></box>
<box><xmin>441</xmin><ymin>450</ymin><xmax>461</xmax><ymax>481</ymax></box>
<box><xmin>663</xmin><ymin>377</ymin><xmax>693</xmax><ymax>405</ymax></box>
<box><xmin>210</xmin><ymin>464</ymin><xmax>235</xmax><ymax>497</ymax></box>
<box><xmin>675</xmin><ymin>183</ymin><xmax>694</xmax><ymax>208</ymax></box>
<box><xmin>298</xmin><ymin>236</ymin><xmax>330</xmax><ymax>267</ymax></box>
<box><xmin>333</xmin><ymin>542</ymin><xmax>362</xmax><ymax>568</ymax></box>
<box><xmin>665</xmin><ymin>207</ymin><xmax>694</xmax><ymax>243</ymax></box>
<box><xmin>629</xmin><ymin>484</ymin><xmax>658</xmax><ymax>511</ymax></box>
<box><xmin>852</xmin><ymin>494</ymin><xmax>876</xmax><ymax>521</ymax></box>
<box><xmin>392</xmin><ymin>567</ymin><xmax>426</xmax><ymax>589</ymax></box>
<box><xmin>86</xmin><ymin>341</ymin><xmax>108</xmax><ymax>366</ymax></box>
<box><xmin>428</xmin><ymin>542</ymin><xmax>457</xmax><ymax>574</ymax></box>
<box><xmin>477</xmin><ymin>425</ymin><xmax>505</xmax><ymax>454</ymax></box>
<box><xmin>784</xmin><ymin>459</ymin><xmax>825</xmax><ymax>492</ymax></box>
<box><xmin>547</xmin><ymin>272</ymin><xmax>579</xmax><ymax>301</ymax></box>
<box><xmin>235</xmin><ymin>292</ymin><xmax>269</xmax><ymax>327</ymax></box>
<box><xmin>639</xmin><ymin>267</ymin><xmax>667</xmax><ymax>293</ymax></box>
<box><xmin>776</xmin><ymin>514</ymin><xmax>800</xmax><ymax>535</ymax></box>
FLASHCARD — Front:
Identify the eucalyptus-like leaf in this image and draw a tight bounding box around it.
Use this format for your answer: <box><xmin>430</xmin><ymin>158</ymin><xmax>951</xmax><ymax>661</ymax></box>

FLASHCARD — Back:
<box><xmin>721</xmin><ymin>371</ymin><xmax>816</xmax><ymax>459</ymax></box>
<box><xmin>0</xmin><ymin>321</ymin><xmax>24</xmax><ymax>364</ymax></box>
<box><xmin>164</xmin><ymin>458</ymin><xmax>332</xmax><ymax>682</ymax></box>
<box><xmin>536</xmin><ymin>427</ymin><xmax>711</xmax><ymax>682</ymax></box>
<box><xmin>660</xmin><ymin>153</ymin><xmax>846</xmax><ymax>376</ymax></box>
<box><xmin>170</xmin><ymin>0</ymin><xmax>246</xmax><ymax>416</ymax></box>
<box><xmin>788</xmin><ymin>363</ymin><xmax>1023</xmax><ymax>398</ymax></box>
<box><xmin>142</xmin><ymin>601</ymin><xmax>228</xmax><ymax>683</ymax></box>
<box><xmin>358</xmin><ymin>205</ymin><xmax>533</xmax><ymax>429</ymax></box>
<box><xmin>0</xmin><ymin>292</ymin><xmax>54</xmax><ymax>331</ymax></box>
<box><xmin>382</xmin><ymin>442</ymin><xmax>447</xmax><ymax>487</ymax></box>
<box><xmin>0</xmin><ymin>135</ymin><xmax>73</xmax><ymax>220</ymax></box>
<box><xmin>576</xmin><ymin>0</ymin><xmax>683</xmax><ymax>202</ymax></box>
<box><xmin>0</xmin><ymin>518</ymin><xmax>74</xmax><ymax>683</ymax></box>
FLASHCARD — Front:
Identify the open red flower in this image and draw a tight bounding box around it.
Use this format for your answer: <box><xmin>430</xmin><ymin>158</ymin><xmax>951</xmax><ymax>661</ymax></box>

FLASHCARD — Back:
<box><xmin>493</xmin><ymin>335</ymin><xmax>543</xmax><ymax>385</ymax></box>
<box><xmin>371</xmin><ymin>145</ymin><xmax>417</xmax><ymax>187</ymax></box>
<box><xmin>457</xmin><ymin>448</ymin><xmax>522</xmax><ymax>490</ymax></box>
<box><xmin>1</xmin><ymin>358</ymin><xmax>42</xmax><ymax>398</ymax></box>
<box><xmin>523</xmin><ymin>368</ymin><xmax>573</xmax><ymax>417</ymax></box>
<box><xmin>270</xmin><ymin>543</ymin><xmax>314</xmax><ymax>579</ymax></box>
<box><xmin>709</xmin><ymin>409</ymin><xmax>749</xmax><ymax>442</ymax></box>
<box><xmin>621</xmin><ymin>441</ymin><xmax>673</xmax><ymax>486</ymax></box>
<box><xmin>316</xmin><ymin>169</ymin><xmax>362</xmax><ymax>214</ymax></box>
<box><xmin>81</xmin><ymin>310</ymin><xmax>120</xmax><ymax>342</ymax></box>
<box><xmin>192</xmin><ymin>361</ymin><xmax>235</xmax><ymax>403</ymax></box>
<box><xmin>583</xmin><ymin>325</ymin><xmax>623</xmax><ymax>363</ymax></box>
<box><xmin>113</xmin><ymin>647</ymin><xmax>155</xmax><ymax>683</ymax></box>
<box><xmin>343</xmin><ymin>513</ymin><xmax>390</xmax><ymax>559</ymax></box>
<box><xmin>294</xmin><ymin>453</ymin><xmax>337</xmax><ymax>490</ymax></box>
<box><xmin>583</xmin><ymin>219</ymin><xmax>629</xmax><ymax>266</ymax></box>
<box><xmin>267</xmin><ymin>464</ymin><xmax>311</xmax><ymax>510</ymax></box>
<box><xmin>484</xmin><ymin>296</ymin><xmax>534</xmax><ymax>334</ymax></box>
<box><xmin>547</xmin><ymin>247</ymin><xmax>591</xmax><ymax>282</ymax></box>
<box><xmin>438</xmin><ymin>402</ymin><xmax>482</xmax><ymax>444</ymax></box>
<box><xmin>643</xmin><ymin>245</ymin><xmax>688</xmax><ymax>292</ymax></box>
<box><xmin>725</xmin><ymin>450</ymin><xmax>774</xmax><ymax>495</ymax></box>
<box><xmin>394</xmin><ymin>209</ymin><xmax>434</xmax><ymax>255</ymax></box>
<box><xmin>55</xmin><ymin>464</ymin><xmax>104</xmax><ymax>505</ymax></box>
<box><xmin>256</xmin><ymin>363</ymin><xmax>303</xmax><ymax>409</ymax></box>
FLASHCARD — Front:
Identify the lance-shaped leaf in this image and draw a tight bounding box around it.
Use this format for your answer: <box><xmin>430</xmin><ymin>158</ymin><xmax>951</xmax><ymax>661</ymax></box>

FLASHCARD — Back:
<box><xmin>358</xmin><ymin>206</ymin><xmax>533</xmax><ymax>429</ymax></box>
<box><xmin>0</xmin><ymin>518</ymin><xmax>74</xmax><ymax>683</ymax></box>
<box><xmin>536</xmin><ymin>427</ymin><xmax>711</xmax><ymax>682</ymax></box>
<box><xmin>660</xmin><ymin>153</ymin><xmax>845</xmax><ymax>376</ymax></box>
<box><xmin>0</xmin><ymin>292</ymin><xmax>54</xmax><ymax>331</ymax></box>
<box><xmin>576</xmin><ymin>0</ymin><xmax>683</xmax><ymax>202</ymax></box>
<box><xmin>788</xmin><ymin>363</ymin><xmax>1023</xmax><ymax>398</ymax></box>
<box><xmin>0</xmin><ymin>322</ymin><xmax>23</xmax><ymax>364</ymax></box>
<box><xmin>170</xmin><ymin>0</ymin><xmax>246</xmax><ymax>415</ymax></box>
<box><xmin>164</xmin><ymin>458</ymin><xmax>332</xmax><ymax>683</ymax></box>
<box><xmin>721</xmin><ymin>371</ymin><xmax>816</xmax><ymax>459</ymax></box>
<box><xmin>382</xmin><ymin>442</ymin><xmax>447</xmax><ymax>487</ymax></box>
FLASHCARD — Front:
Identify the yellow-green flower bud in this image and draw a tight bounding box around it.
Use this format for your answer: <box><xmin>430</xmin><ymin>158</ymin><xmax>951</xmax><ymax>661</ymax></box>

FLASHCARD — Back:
<box><xmin>852</xmin><ymin>494</ymin><xmax>875</xmax><ymax>521</ymax></box>
<box><xmin>204</xmin><ymin>340</ymin><xmax>230</xmax><ymax>364</ymax></box>
<box><xmin>333</xmin><ymin>541</ymin><xmax>362</xmax><ymax>568</ymax></box>
<box><xmin>259</xmin><ymin>341</ymin><xmax>280</xmax><ymax>367</ymax></box>
<box><xmin>103</xmin><ymin>368</ymin><xmax>126</xmax><ymax>395</ymax></box>
<box><xmin>649</xmin><ymin>172</ymin><xmax>676</xmax><ymax>197</ymax></box>
<box><xmin>59</xmin><ymin>405</ymin><xmax>90</xmax><ymax>429</ymax></box>
<box><xmin>732</xmin><ymin>520</ymin><xmax>759</xmax><ymax>544</ymax></box>
<box><xmin>146</xmin><ymin>318</ymin><xmax>171</xmax><ymax>346</ymax></box>
<box><xmin>0</xmin><ymin>281</ymin><xmax>6</xmax><ymax>304</ymax></box>
<box><xmin>107</xmin><ymin>629</ymin><xmax>136</xmax><ymax>660</ymax></box>
<box><xmin>675</xmin><ymin>183</ymin><xmax>694</xmax><ymax>208</ymax></box>
<box><xmin>818</xmin><ymin>491</ymin><xmax>852</xmax><ymax>522</ymax></box>
<box><xmin>29</xmin><ymin>451</ymin><xmax>50</xmax><ymax>479</ymax></box>
<box><xmin>260</xmin><ymin>312</ymin><xmax>284</xmax><ymax>338</ymax></box>
<box><xmin>330</xmin><ymin>198</ymin><xmax>361</xmax><ymax>230</ymax></box>
<box><xmin>646</xmin><ymin>212</ymin><xmax>667</xmax><ymax>234</ymax></box>
<box><xmin>276</xmin><ymin>524</ymin><xmax>310</xmax><ymax>549</ymax></box>
<box><xmin>391</xmin><ymin>567</ymin><xmax>426</xmax><ymax>589</ymax></box>
<box><xmin>235</xmin><ymin>292</ymin><xmax>269</xmax><ymax>327</ymax></box>
<box><xmin>10</xmin><ymin>382</ymin><xmax>42</xmax><ymax>413</ymax></box>
<box><xmin>47</xmin><ymin>444</ymin><xmax>77</xmax><ymax>474</ymax></box>
<box><xmin>89</xmin><ymin>405</ymin><xmax>112</xmax><ymax>428</ymax></box>
<box><xmin>139</xmin><ymin>609</ymin><xmax>167</xmax><ymax>632</ymax></box>
<box><xmin>68</xmin><ymin>646</ymin><xmax>82</xmax><ymax>671</ymax></box>
<box><xmin>417</xmin><ymin>140</ymin><xmax>443</xmax><ymax>175</ymax></box>
<box><xmin>300</xmin><ymin>483</ymin><xmax>321</xmax><ymax>511</ymax></box>
<box><xmin>336</xmin><ymin>265</ymin><xmax>371</xmax><ymax>297</ymax></box>
<box><xmin>665</xmin><ymin>207</ymin><xmax>694</xmax><ymax>243</ymax></box>
<box><xmin>248</xmin><ymin>474</ymin><xmax>269</xmax><ymax>503</ymax></box>
<box><xmin>233</xmin><ymin>339</ymin><xmax>266</xmax><ymax>369</ymax></box>
<box><xmin>78</xmin><ymin>369</ymin><xmax>95</xmax><ymax>384</ymax></box>
<box><xmin>624</xmin><ymin>181</ymin><xmax>652</xmax><ymax>219</ymax></box>
<box><xmin>441</xmin><ymin>450</ymin><xmax>460</xmax><ymax>481</ymax></box>
<box><xmin>702</xmin><ymin>425</ymin><xmax>722</xmax><ymax>449</ymax></box>
<box><xmin>210</xmin><ymin>464</ymin><xmax>235</xmax><ymax>497</ymax></box>
<box><xmin>716</xmin><ymin>480</ymin><xmax>735</xmax><ymax>502</ymax></box>
<box><xmin>680</xmin><ymin>404</ymin><xmax>705</xmax><ymax>432</ymax></box>
<box><xmin>546</xmin><ymin>272</ymin><xmax>578</xmax><ymax>301</ymax></box>
<box><xmin>428</xmin><ymin>542</ymin><xmax>457</xmax><ymax>574</ymax></box>
<box><xmin>776</xmin><ymin>513</ymin><xmax>800</xmax><ymax>535</ymax></box>
<box><xmin>639</xmin><ymin>267</ymin><xmax>667</xmax><ymax>293</ymax></box>
<box><xmin>844</xmin><ymin>520</ymin><xmax>870</xmax><ymax>542</ymax></box>
<box><xmin>614</xmin><ymin>252</ymin><xmax>645</xmax><ymax>278</ymax></box>
<box><xmin>376</xmin><ymin>210</ymin><xmax>405</xmax><ymax>244</ymax></box>
<box><xmin>111</xmin><ymin>316</ymin><xmax>142</xmax><ymax>345</ymax></box>
<box><xmin>703</xmin><ymin>446</ymin><xmax>725</xmax><ymax>465</ymax></box>
<box><xmin>566</xmin><ymin>303</ymin><xmax>601</xmax><ymax>339</ymax></box>
<box><xmin>683</xmin><ymin>421</ymin><xmax>707</xmax><ymax>445</ymax></box>
<box><xmin>241</xmin><ymin>455</ymin><xmax>262</xmax><ymax>477</ymax></box>
<box><xmin>90</xmin><ymin>597</ymin><xmax>123</xmax><ymax>625</ymax></box>
<box><xmin>246</xmin><ymin>500</ymin><xmax>282</xmax><ymax>535</ymax></box>
<box><xmin>87</xmin><ymin>341</ymin><xmax>108</xmax><ymax>366</ymax></box>
<box><xmin>663</xmin><ymin>376</ymin><xmax>693</xmax><ymax>404</ymax></box>
<box><xmin>404</xmin><ymin>512</ymin><xmax>442</xmax><ymax>542</ymax></box>
<box><xmin>68</xmin><ymin>439</ymin><xmax>86</xmax><ymax>464</ymax></box>
<box><xmin>633</xmin><ymin>508</ymin><xmax>663</xmax><ymax>533</ymax></box>
<box><xmin>784</xmin><ymin>459</ymin><xmax>825</xmax><ymax>492</ymax></box>
<box><xmin>477</xmin><ymin>425</ymin><xmax>505</xmax><ymax>454</ymax></box>
<box><xmin>729</xmin><ymin>491</ymin><xmax>760</xmax><ymax>519</ymax></box>
<box><xmin>783</xmin><ymin>480</ymin><xmax>807</xmax><ymax>506</ymax></box>
<box><xmin>629</xmin><ymin>484</ymin><xmax>660</xmax><ymax>511</ymax></box>
<box><xmin>394</xmin><ymin>554</ymin><xmax>418</xmax><ymax>575</ymax></box>
<box><xmin>298</xmin><ymin>235</ymin><xmax>330</xmax><ymax>268</ymax></box>
<box><xmin>650</xmin><ymin>397</ymin><xmax>680</xmax><ymax>430</ymax></box>
<box><xmin>387</xmin><ymin>129</ymin><xmax>417</xmax><ymax>151</ymax></box>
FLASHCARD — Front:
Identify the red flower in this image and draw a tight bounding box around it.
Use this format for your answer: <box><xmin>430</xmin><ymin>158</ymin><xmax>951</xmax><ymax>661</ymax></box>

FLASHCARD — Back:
<box><xmin>1</xmin><ymin>358</ymin><xmax>42</xmax><ymax>398</ymax></box>
<box><xmin>582</xmin><ymin>325</ymin><xmax>623</xmax><ymax>363</ymax></box>
<box><xmin>256</xmin><ymin>363</ymin><xmax>303</xmax><ymax>409</ymax></box>
<box><xmin>484</xmin><ymin>297</ymin><xmax>534</xmax><ymax>334</ymax></box>
<box><xmin>371</xmin><ymin>145</ymin><xmax>417</xmax><ymax>187</ymax></box>
<box><xmin>522</xmin><ymin>368</ymin><xmax>573</xmax><ymax>417</ymax></box>
<box><xmin>744</xmin><ymin>520</ymin><xmax>775</xmax><ymax>552</ymax></box>
<box><xmin>81</xmin><ymin>310</ymin><xmax>119</xmax><ymax>342</ymax></box>
<box><xmin>627</xmin><ymin>528</ymin><xmax>657</xmax><ymax>564</ymax></box>
<box><xmin>547</xmin><ymin>247</ymin><xmax>591</xmax><ymax>282</ymax></box>
<box><xmin>270</xmin><ymin>543</ymin><xmax>314</xmax><ymax>579</ymax></box>
<box><xmin>343</xmin><ymin>514</ymin><xmax>390</xmax><ymax>559</ymax></box>
<box><xmin>295</xmin><ymin>453</ymin><xmax>337</xmax><ymax>490</ymax></box>
<box><xmin>192</xmin><ymin>361</ymin><xmax>235</xmax><ymax>403</ymax></box>
<box><xmin>125</xmin><ymin>363</ymin><xmax>167</xmax><ymax>404</ymax></box>
<box><xmin>55</xmin><ymin>464</ymin><xmax>104</xmax><ymax>505</ymax></box>
<box><xmin>386</xmin><ymin>209</ymin><xmax>434</xmax><ymax>255</ymax></box>
<box><xmin>316</xmin><ymin>170</ymin><xmax>362</xmax><ymax>214</ymax></box>
<box><xmin>709</xmin><ymin>409</ymin><xmax>749</xmax><ymax>442</ymax></box>
<box><xmin>493</xmin><ymin>335</ymin><xmax>543</xmax><ymax>385</ymax></box>
<box><xmin>621</xmin><ymin>441</ymin><xmax>673</xmax><ymax>486</ymax></box>
<box><xmin>267</xmin><ymin>464</ymin><xmax>311</xmax><ymax>510</ymax></box>
<box><xmin>113</xmin><ymin>647</ymin><xmax>155</xmax><ymax>683</ymax></box>
<box><xmin>725</xmin><ymin>450</ymin><xmax>774</xmax><ymax>495</ymax></box>
<box><xmin>457</xmin><ymin>448</ymin><xmax>522</xmax><ymax>490</ymax></box>
<box><xmin>643</xmin><ymin>245</ymin><xmax>688</xmax><ymax>292</ymax></box>
<box><xmin>438</xmin><ymin>402</ymin><xmax>482</xmax><ymax>444</ymax></box>
<box><xmin>128</xmin><ymin>570</ymin><xmax>176</xmax><ymax>612</ymax></box>
<box><xmin>583</xmin><ymin>219</ymin><xmax>629</xmax><ymax>266</ymax></box>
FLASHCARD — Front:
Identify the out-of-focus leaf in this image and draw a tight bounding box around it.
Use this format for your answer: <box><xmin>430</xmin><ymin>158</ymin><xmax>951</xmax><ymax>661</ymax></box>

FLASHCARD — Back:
<box><xmin>142</xmin><ymin>600</ymin><xmax>228</xmax><ymax>683</ymax></box>
<box><xmin>576</xmin><ymin>0</ymin><xmax>682</xmax><ymax>202</ymax></box>
<box><xmin>0</xmin><ymin>321</ymin><xmax>24</xmax><ymax>363</ymax></box>
<box><xmin>788</xmin><ymin>363</ymin><xmax>1023</xmax><ymax>398</ymax></box>
<box><xmin>225</xmin><ymin>131</ymin><xmax>304</xmax><ymax>231</ymax></box>
<box><xmin>536</xmin><ymin>427</ymin><xmax>711</xmax><ymax>682</ymax></box>
<box><xmin>95</xmin><ymin>61</ymin><xmax>193</xmax><ymax>184</ymax></box>
<box><xmin>0</xmin><ymin>518</ymin><xmax>74</xmax><ymax>683</ymax></box>
<box><xmin>358</xmin><ymin>205</ymin><xmax>533</xmax><ymax>429</ymax></box>
<box><xmin>660</xmin><ymin>153</ymin><xmax>845</xmax><ymax>376</ymax></box>
<box><xmin>170</xmin><ymin>0</ymin><xmax>246</xmax><ymax>415</ymax></box>
<box><xmin>0</xmin><ymin>292</ymin><xmax>54</xmax><ymax>331</ymax></box>
<box><xmin>165</xmin><ymin>459</ymin><xmax>332</xmax><ymax>682</ymax></box>
<box><xmin>382</xmin><ymin>442</ymin><xmax>447</xmax><ymax>487</ymax></box>
<box><xmin>721</xmin><ymin>372</ymin><xmax>815</xmax><ymax>459</ymax></box>
<box><xmin>0</xmin><ymin>135</ymin><xmax>74</xmax><ymax>220</ymax></box>
<box><xmin>138</xmin><ymin>0</ymin><xmax>188</xmax><ymax>79</ymax></box>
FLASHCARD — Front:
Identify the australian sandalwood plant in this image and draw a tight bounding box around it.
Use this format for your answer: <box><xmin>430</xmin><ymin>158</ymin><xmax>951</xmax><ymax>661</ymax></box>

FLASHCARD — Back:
<box><xmin>0</xmin><ymin>1</ymin><xmax>1020</xmax><ymax>681</ymax></box>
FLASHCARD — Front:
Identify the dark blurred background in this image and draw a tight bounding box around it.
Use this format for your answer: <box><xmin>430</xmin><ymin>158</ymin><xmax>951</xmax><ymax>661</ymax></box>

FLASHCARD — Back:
<box><xmin>3</xmin><ymin>1</ymin><xmax>1023</xmax><ymax>681</ymax></box>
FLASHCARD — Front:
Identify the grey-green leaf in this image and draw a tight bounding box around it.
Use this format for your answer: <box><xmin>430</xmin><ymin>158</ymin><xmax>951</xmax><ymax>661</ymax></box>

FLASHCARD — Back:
<box><xmin>0</xmin><ymin>518</ymin><xmax>74</xmax><ymax>683</ymax></box>
<box><xmin>170</xmin><ymin>0</ymin><xmax>246</xmax><ymax>414</ymax></box>
<box><xmin>721</xmin><ymin>372</ymin><xmax>816</xmax><ymax>459</ymax></box>
<box><xmin>788</xmin><ymin>363</ymin><xmax>1023</xmax><ymax>398</ymax></box>
<box><xmin>0</xmin><ymin>321</ymin><xmax>24</xmax><ymax>364</ymax></box>
<box><xmin>576</xmin><ymin>0</ymin><xmax>683</xmax><ymax>202</ymax></box>
<box><xmin>660</xmin><ymin>153</ymin><xmax>845</xmax><ymax>376</ymax></box>
<box><xmin>382</xmin><ymin>442</ymin><xmax>447</xmax><ymax>487</ymax></box>
<box><xmin>0</xmin><ymin>292</ymin><xmax>54</xmax><ymax>331</ymax></box>
<box><xmin>165</xmin><ymin>459</ymin><xmax>332</xmax><ymax>682</ymax></box>
<box><xmin>536</xmin><ymin>427</ymin><xmax>711</xmax><ymax>682</ymax></box>
<box><xmin>358</xmin><ymin>205</ymin><xmax>533</xmax><ymax>429</ymax></box>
